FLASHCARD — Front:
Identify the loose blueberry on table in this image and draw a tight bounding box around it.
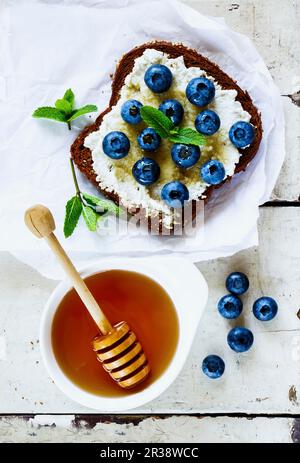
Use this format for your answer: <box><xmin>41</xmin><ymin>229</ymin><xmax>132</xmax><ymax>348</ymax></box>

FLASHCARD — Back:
<box><xmin>253</xmin><ymin>296</ymin><xmax>278</xmax><ymax>321</ymax></box>
<box><xmin>218</xmin><ymin>294</ymin><xmax>243</xmax><ymax>319</ymax></box>
<box><xmin>195</xmin><ymin>109</ymin><xmax>221</xmax><ymax>136</ymax></box>
<box><xmin>159</xmin><ymin>99</ymin><xmax>184</xmax><ymax>125</ymax></box>
<box><xmin>137</xmin><ymin>127</ymin><xmax>161</xmax><ymax>152</ymax></box>
<box><xmin>200</xmin><ymin>159</ymin><xmax>225</xmax><ymax>185</ymax></box>
<box><xmin>102</xmin><ymin>131</ymin><xmax>130</xmax><ymax>159</ymax></box>
<box><xmin>227</xmin><ymin>327</ymin><xmax>254</xmax><ymax>353</ymax></box>
<box><xmin>226</xmin><ymin>272</ymin><xmax>249</xmax><ymax>295</ymax></box>
<box><xmin>144</xmin><ymin>64</ymin><xmax>173</xmax><ymax>93</ymax></box>
<box><xmin>186</xmin><ymin>77</ymin><xmax>216</xmax><ymax>107</ymax></box>
<box><xmin>161</xmin><ymin>181</ymin><xmax>189</xmax><ymax>208</ymax></box>
<box><xmin>171</xmin><ymin>144</ymin><xmax>200</xmax><ymax>169</ymax></box>
<box><xmin>132</xmin><ymin>157</ymin><xmax>160</xmax><ymax>186</ymax></box>
<box><xmin>229</xmin><ymin>121</ymin><xmax>255</xmax><ymax>149</ymax></box>
<box><xmin>202</xmin><ymin>355</ymin><xmax>225</xmax><ymax>379</ymax></box>
<box><xmin>121</xmin><ymin>99</ymin><xmax>143</xmax><ymax>125</ymax></box>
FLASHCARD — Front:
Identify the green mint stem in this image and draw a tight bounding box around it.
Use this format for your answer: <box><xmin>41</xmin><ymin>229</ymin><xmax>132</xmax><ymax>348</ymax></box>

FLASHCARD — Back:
<box><xmin>69</xmin><ymin>158</ymin><xmax>82</xmax><ymax>200</ymax></box>
<box><xmin>67</xmin><ymin>121</ymin><xmax>72</xmax><ymax>130</ymax></box>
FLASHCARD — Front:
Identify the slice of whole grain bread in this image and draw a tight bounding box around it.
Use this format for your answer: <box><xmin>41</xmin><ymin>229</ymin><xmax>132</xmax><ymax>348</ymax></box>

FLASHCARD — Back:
<box><xmin>71</xmin><ymin>41</ymin><xmax>263</xmax><ymax>233</ymax></box>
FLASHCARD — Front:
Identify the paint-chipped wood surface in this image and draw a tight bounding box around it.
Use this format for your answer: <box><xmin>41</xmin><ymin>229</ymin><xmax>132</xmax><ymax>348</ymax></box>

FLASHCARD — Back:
<box><xmin>1</xmin><ymin>0</ymin><xmax>300</xmax><ymax>443</ymax></box>
<box><xmin>0</xmin><ymin>415</ymin><xmax>298</xmax><ymax>443</ymax></box>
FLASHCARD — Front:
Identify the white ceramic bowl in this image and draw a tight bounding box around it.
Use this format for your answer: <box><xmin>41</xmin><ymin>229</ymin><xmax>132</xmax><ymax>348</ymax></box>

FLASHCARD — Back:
<box><xmin>40</xmin><ymin>257</ymin><xmax>208</xmax><ymax>411</ymax></box>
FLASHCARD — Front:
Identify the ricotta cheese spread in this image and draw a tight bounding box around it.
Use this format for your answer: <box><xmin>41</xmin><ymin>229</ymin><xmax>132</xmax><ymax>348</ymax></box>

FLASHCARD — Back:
<box><xmin>84</xmin><ymin>49</ymin><xmax>251</xmax><ymax>227</ymax></box>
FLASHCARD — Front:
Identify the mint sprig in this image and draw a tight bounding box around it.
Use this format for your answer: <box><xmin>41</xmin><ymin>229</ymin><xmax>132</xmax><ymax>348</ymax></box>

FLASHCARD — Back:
<box><xmin>140</xmin><ymin>105</ymin><xmax>206</xmax><ymax>146</ymax></box>
<box><xmin>63</xmin><ymin>159</ymin><xmax>120</xmax><ymax>238</ymax></box>
<box><xmin>33</xmin><ymin>88</ymin><xmax>98</xmax><ymax>130</ymax></box>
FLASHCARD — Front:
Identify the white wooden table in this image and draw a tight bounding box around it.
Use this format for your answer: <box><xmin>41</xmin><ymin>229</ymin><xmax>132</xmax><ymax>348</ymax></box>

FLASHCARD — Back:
<box><xmin>1</xmin><ymin>0</ymin><xmax>300</xmax><ymax>443</ymax></box>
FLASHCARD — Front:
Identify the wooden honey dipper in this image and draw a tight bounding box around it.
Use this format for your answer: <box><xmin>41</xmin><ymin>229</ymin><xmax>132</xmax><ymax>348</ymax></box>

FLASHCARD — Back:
<box><xmin>24</xmin><ymin>204</ymin><xmax>150</xmax><ymax>389</ymax></box>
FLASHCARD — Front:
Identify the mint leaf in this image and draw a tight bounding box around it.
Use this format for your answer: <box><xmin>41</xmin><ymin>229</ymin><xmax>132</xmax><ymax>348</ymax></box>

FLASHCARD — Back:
<box><xmin>140</xmin><ymin>105</ymin><xmax>207</xmax><ymax>146</ymax></box>
<box><xmin>68</xmin><ymin>105</ymin><xmax>98</xmax><ymax>122</ymax></box>
<box><xmin>64</xmin><ymin>195</ymin><xmax>82</xmax><ymax>238</ymax></box>
<box><xmin>82</xmin><ymin>204</ymin><xmax>98</xmax><ymax>231</ymax></box>
<box><xmin>169</xmin><ymin>127</ymin><xmax>206</xmax><ymax>146</ymax></box>
<box><xmin>63</xmin><ymin>88</ymin><xmax>75</xmax><ymax>108</ymax></box>
<box><xmin>55</xmin><ymin>98</ymin><xmax>72</xmax><ymax>115</ymax></box>
<box><xmin>33</xmin><ymin>89</ymin><xmax>97</xmax><ymax>129</ymax></box>
<box><xmin>32</xmin><ymin>106</ymin><xmax>67</xmax><ymax>122</ymax></box>
<box><xmin>82</xmin><ymin>192</ymin><xmax>120</xmax><ymax>216</ymax></box>
<box><xmin>140</xmin><ymin>106</ymin><xmax>174</xmax><ymax>138</ymax></box>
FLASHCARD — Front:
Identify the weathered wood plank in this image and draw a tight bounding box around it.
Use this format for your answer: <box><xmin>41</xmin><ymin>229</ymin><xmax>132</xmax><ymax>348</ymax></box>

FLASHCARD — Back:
<box><xmin>1</xmin><ymin>207</ymin><xmax>299</xmax><ymax>414</ymax></box>
<box><xmin>0</xmin><ymin>415</ymin><xmax>296</xmax><ymax>443</ymax></box>
<box><xmin>184</xmin><ymin>0</ymin><xmax>300</xmax><ymax>201</ymax></box>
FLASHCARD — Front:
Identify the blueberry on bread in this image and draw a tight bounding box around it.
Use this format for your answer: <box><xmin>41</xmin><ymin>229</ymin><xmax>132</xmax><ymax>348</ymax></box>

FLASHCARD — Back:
<box><xmin>71</xmin><ymin>41</ymin><xmax>262</xmax><ymax>234</ymax></box>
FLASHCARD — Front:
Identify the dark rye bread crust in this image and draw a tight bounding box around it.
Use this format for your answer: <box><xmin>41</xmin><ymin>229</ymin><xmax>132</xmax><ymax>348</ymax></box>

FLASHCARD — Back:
<box><xmin>71</xmin><ymin>41</ymin><xmax>263</xmax><ymax>231</ymax></box>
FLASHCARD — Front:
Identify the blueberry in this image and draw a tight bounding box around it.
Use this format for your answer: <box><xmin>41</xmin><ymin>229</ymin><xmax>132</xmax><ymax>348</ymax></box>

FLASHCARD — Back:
<box><xmin>218</xmin><ymin>294</ymin><xmax>243</xmax><ymax>319</ymax></box>
<box><xmin>137</xmin><ymin>128</ymin><xmax>161</xmax><ymax>152</ymax></box>
<box><xmin>202</xmin><ymin>355</ymin><xmax>225</xmax><ymax>379</ymax></box>
<box><xmin>144</xmin><ymin>64</ymin><xmax>173</xmax><ymax>93</ymax></box>
<box><xmin>102</xmin><ymin>131</ymin><xmax>130</xmax><ymax>159</ymax></box>
<box><xmin>195</xmin><ymin>109</ymin><xmax>221</xmax><ymax>135</ymax></box>
<box><xmin>253</xmin><ymin>297</ymin><xmax>278</xmax><ymax>321</ymax></box>
<box><xmin>227</xmin><ymin>327</ymin><xmax>254</xmax><ymax>353</ymax></box>
<box><xmin>161</xmin><ymin>181</ymin><xmax>189</xmax><ymax>208</ymax></box>
<box><xmin>159</xmin><ymin>99</ymin><xmax>184</xmax><ymax>125</ymax></box>
<box><xmin>171</xmin><ymin>144</ymin><xmax>200</xmax><ymax>169</ymax></box>
<box><xmin>132</xmin><ymin>157</ymin><xmax>160</xmax><ymax>186</ymax></box>
<box><xmin>229</xmin><ymin>121</ymin><xmax>255</xmax><ymax>149</ymax></box>
<box><xmin>200</xmin><ymin>159</ymin><xmax>225</xmax><ymax>185</ymax></box>
<box><xmin>186</xmin><ymin>77</ymin><xmax>215</xmax><ymax>107</ymax></box>
<box><xmin>121</xmin><ymin>99</ymin><xmax>143</xmax><ymax>125</ymax></box>
<box><xmin>226</xmin><ymin>272</ymin><xmax>249</xmax><ymax>295</ymax></box>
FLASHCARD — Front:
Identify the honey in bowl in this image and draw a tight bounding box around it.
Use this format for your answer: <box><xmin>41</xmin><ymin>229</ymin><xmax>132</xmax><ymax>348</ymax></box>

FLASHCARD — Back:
<box><xmin>51</xmin><ymin>270</ymin><xmax>179</xmax><ymax>396</ymax></box>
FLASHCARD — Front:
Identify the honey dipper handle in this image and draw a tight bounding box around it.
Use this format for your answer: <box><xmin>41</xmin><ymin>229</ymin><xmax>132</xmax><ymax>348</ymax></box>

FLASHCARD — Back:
<box><xmin>24</xmin><ymin>205</ymin><xmax>113</xmax><ymax>335</ymax></box>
